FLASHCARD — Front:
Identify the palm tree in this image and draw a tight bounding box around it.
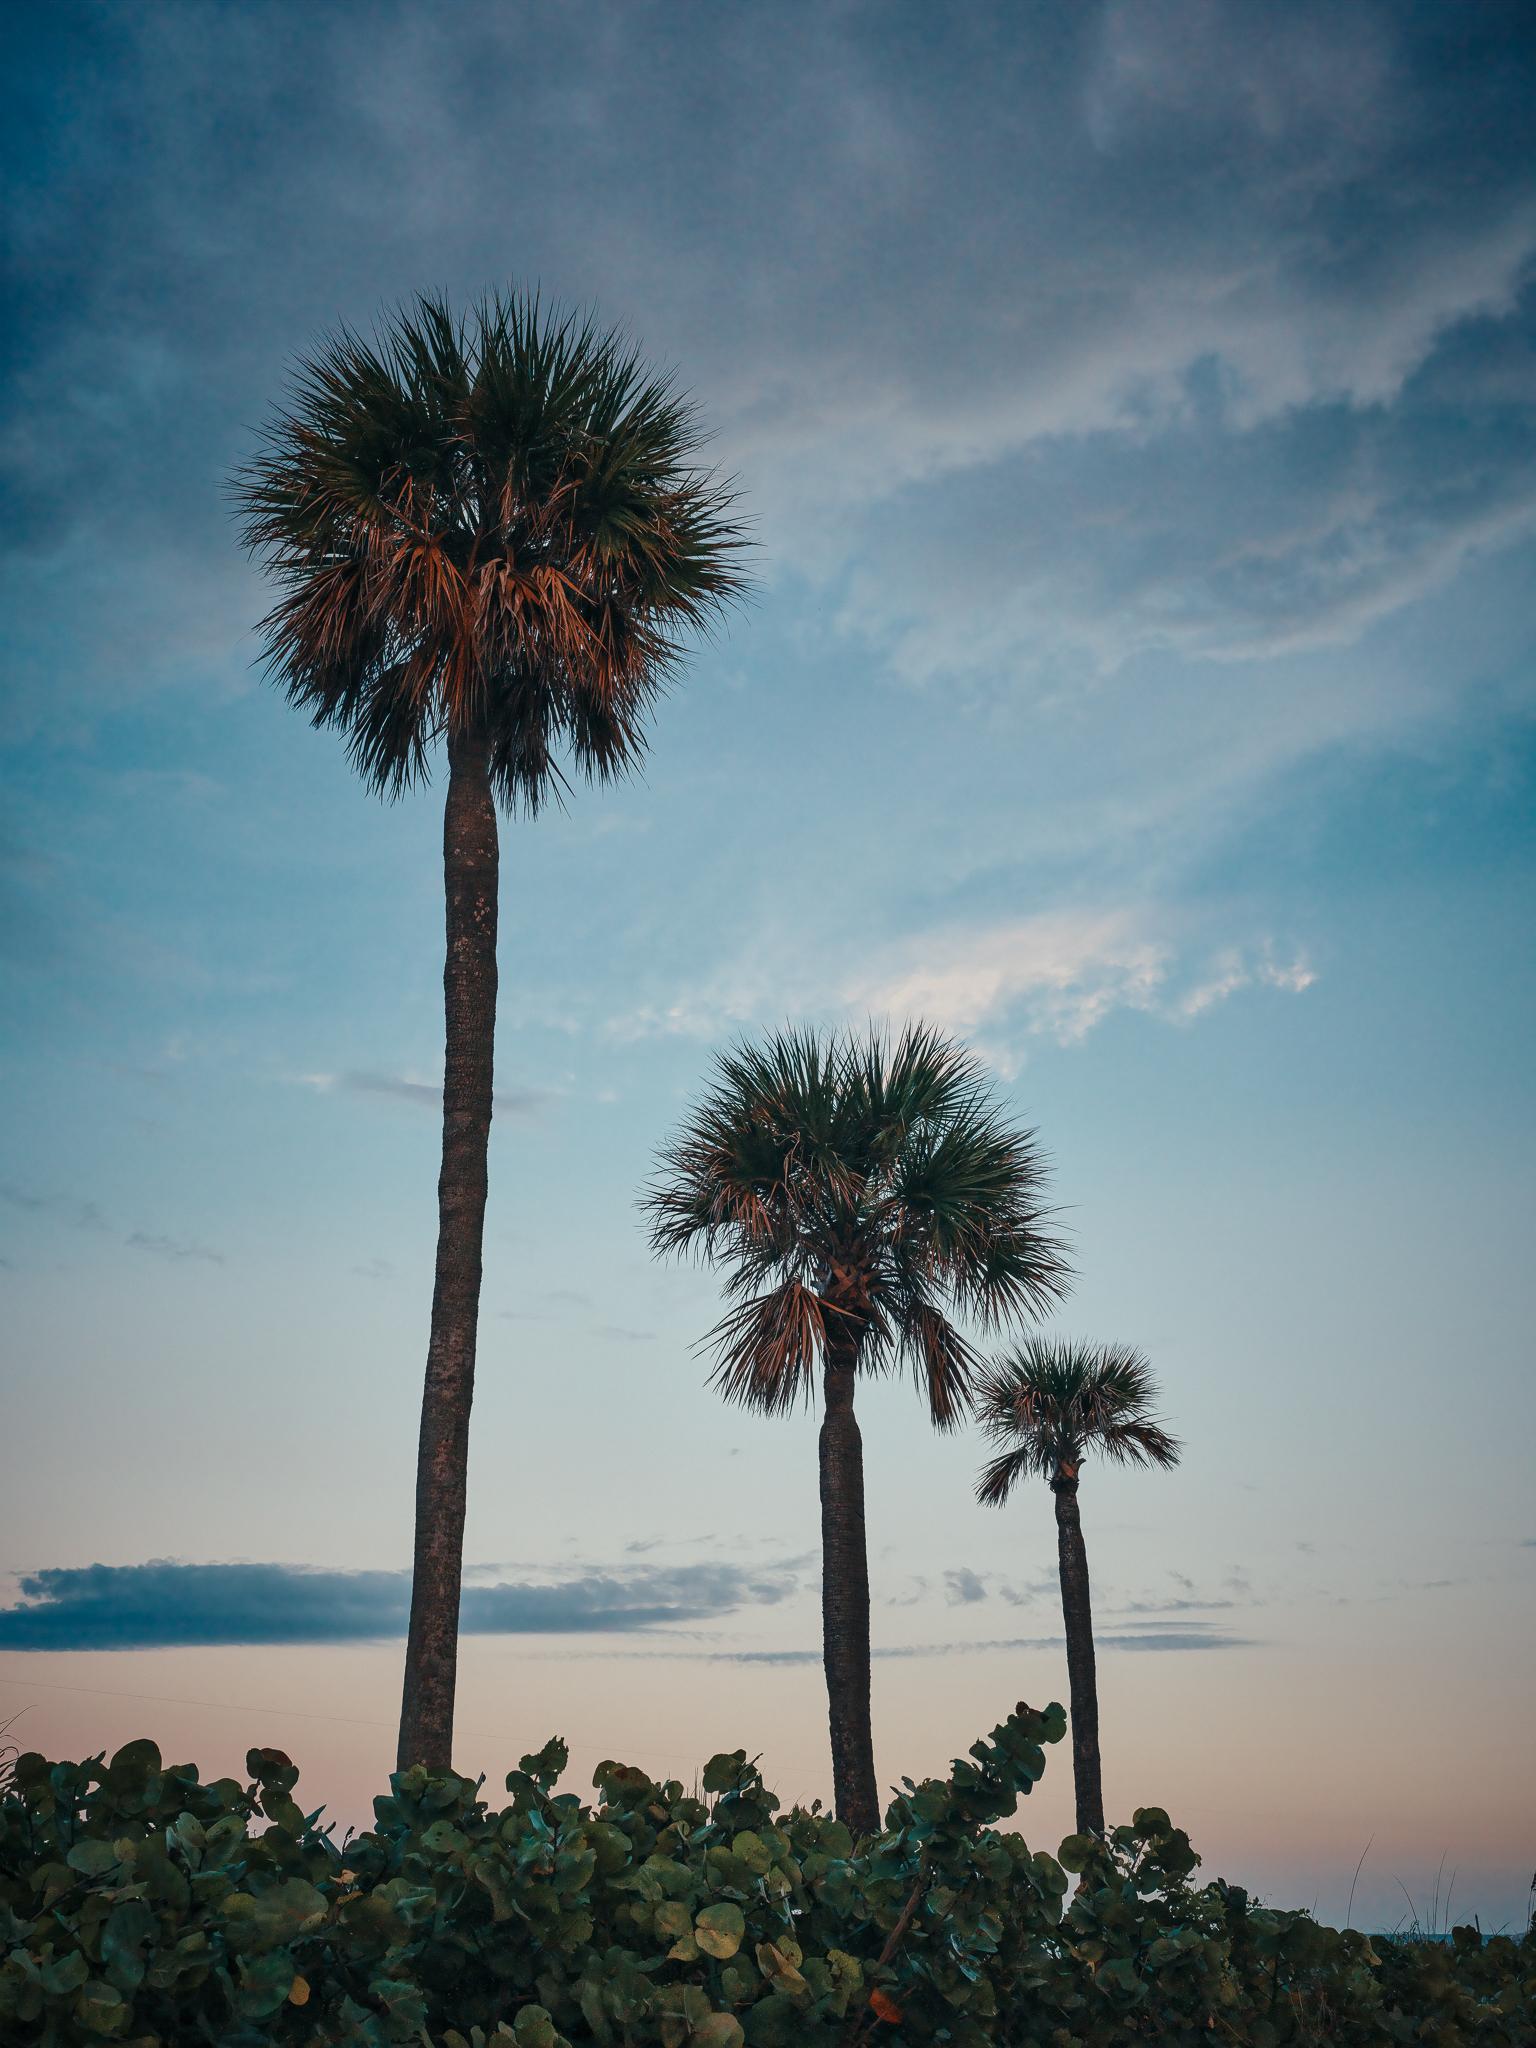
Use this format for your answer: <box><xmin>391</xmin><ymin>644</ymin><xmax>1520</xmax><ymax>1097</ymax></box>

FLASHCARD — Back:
<box><xmin>236</xmin><ymin>293</ymin><xmax>746</xmax><ymax>1771</ymax></box>
<box><xmin>646</xmin><ymin>1024</ymin><xmax>1069</xmax><ymax>1834</ymax></box>
<box><xmin>975</xmin><ymin>1339</ymin><xmax>1180</xmax><ymax>1835</ymax></box>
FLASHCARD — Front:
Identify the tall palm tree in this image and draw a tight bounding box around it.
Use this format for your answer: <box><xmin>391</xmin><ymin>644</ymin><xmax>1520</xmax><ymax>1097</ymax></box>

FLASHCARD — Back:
<box><xmin>646</xmin><ymin>1024</ymin><xmax>1069</xmax><ymax>1834</ymax></box>
<box><xmin>975</xmin><ymin>1339</ymin><xmax>1180</xmax><ymax>1835</ymax></box>
<box><xmin>236</xmin><ymin>293</ymin><xmax>746</xmax><ymax>1771</ymax></box>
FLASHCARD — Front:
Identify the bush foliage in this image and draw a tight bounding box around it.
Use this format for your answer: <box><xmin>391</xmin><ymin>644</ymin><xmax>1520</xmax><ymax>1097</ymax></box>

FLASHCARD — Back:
<box><xmin>1</xmin><ymin>1702</ymin><xmax>1529</xmax><ymax>2046</ymax></box>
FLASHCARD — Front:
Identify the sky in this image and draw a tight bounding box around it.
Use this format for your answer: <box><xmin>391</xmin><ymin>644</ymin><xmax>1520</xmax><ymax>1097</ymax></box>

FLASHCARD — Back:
<box><xmin>3</xmin><ymin>0</ymin><xmax>1534</xmax><ymax>1932</ymax></box>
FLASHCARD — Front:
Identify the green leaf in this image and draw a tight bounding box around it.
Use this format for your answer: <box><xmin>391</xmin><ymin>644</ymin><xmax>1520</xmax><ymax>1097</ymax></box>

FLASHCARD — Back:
<box><xmin>236</xmin><ymin>1949</ymin><xmax>300</xmax><ymax>2022</ymax></box>
<box><xmin>100</xmin><ymin>1898</ymin><xmax>156</xmax><ymax>1991</ymax></box>
<box><xmin>223</xmin><ymin>1876</ymin><xmax>328</xmax><ymax>1951</ymax></box>
<box><xmin>75</xmin><ymin>1979</ymin><xmax>129</xmax><ymax>2037</ymax></box>
<box><xmin>696</xmin><ymin>1902</ymin><xmax>746</xmax><ymax>1959</ymax></box>
<box><xmin>753</xmin><ymin>1942</ymin><xmax>808</xmax><ymax>1996</ymax></box>
<box><xmin>511</xmin><ymin>2005</ymin><xmax>567</xmax><ymax>2048</ymax></box>
<box><xmin>702</xmin><ymin>1751</ymin><xmax>748</xmax><ymax>1794</ymax></box>
<box><xmin>693</xmin><ymin>2016</ymin><xmax>745</xmax><ymax>2048</ymax></box>
<box><xmin>516</xmin><ymin>1739</ymin><xmax>570</xmax><ymax>1789</ymax></box>
<box><xmin>725</xmin><ymin>1830</ymin><xmax>772</xmax><ymax>1876</ymax></box>
<box><xmin>40</xmin><ymin>1950</ymin><xmax>89</xmax><ymax>1997</ymax></box>
<box><xmin>65</xmin><ymin>1841</ymin><xmax>122</xmax><ymax>1879</ymax></box>
<box><xmin>108</xmin><ymin>1739</ymin><xmax>162</xmax><ymax>1783</ymax></box>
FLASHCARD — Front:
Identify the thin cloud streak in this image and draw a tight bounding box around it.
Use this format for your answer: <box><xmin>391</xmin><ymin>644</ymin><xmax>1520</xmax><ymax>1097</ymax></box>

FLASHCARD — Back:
<box><xmin>609</xmin><ymin>1626</ymin><xmax>1257</xmax><ymax>1665</ymax></box>
<box><xmin>297</xmin><ymin>1070</ymin><xmax>545</xmax><ymax>1116</ymax></box>
<box><xmin>1</xmin><ymin>1185</ymin><xmax>107</xmax><ymax>1232</ymax></box>
<box><xmin>125</xmin><ymin>1231</ymin><xmax>224</xmax><ymax>1266</ymax></box>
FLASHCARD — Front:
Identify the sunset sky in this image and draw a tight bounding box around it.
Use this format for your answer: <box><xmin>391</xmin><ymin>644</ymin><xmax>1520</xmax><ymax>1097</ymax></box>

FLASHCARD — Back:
<box><xmin>3</xmin><ymin>1</ymin><xmax>1534</xmax><ymax>1931</ymax></box>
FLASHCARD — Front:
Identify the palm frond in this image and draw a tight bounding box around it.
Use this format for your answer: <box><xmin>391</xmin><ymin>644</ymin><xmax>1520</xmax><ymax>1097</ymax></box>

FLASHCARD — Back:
<box><xmin>894</xmin><ymin>1294</ymin><xmax>981</xmax><ymax>1431</ymax></box>
<box><xmin>974</xmin><ymin>1337</ymin><xmax>1181</xmax><ymax>1493</ymax></box>
<box><xmin>975</xmin><ymin>1443</ymin><xmax>1041</xmax><ymax>1507</ymax></box>
<box><xmin>646</xmin><ymin>1024</ymin><xmax>1070</xmax><ymax>1422</ymax></box>
<box><xmin>233</xmin><ymin>287</ymin><xmax>751</xmax><ymax>809</ymax></box>
<box><xmin>706</xmin><ymin>1281</ymin><xmax>829</xmax><ymax>1416</ymax></box>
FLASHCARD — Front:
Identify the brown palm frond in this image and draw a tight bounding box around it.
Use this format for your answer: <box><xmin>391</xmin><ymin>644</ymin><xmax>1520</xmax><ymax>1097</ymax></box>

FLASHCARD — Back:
<box><xmin>896</xmin><ymin>1295</ymin><xmax>982</xmax><ymax>1431</ymax></box>
<box><xmin>706</xmin><ymin>1281</ymin><xmax>830</xmax><ymax>1416</ymax></box>
<box><xmin>974</xmin><ymin>1336</ymin><xmax>1181</xmax><ymax>1499</ymax></box>
<box><xmin>647</xmin><ymin>1024</ymin><xmax>1070</xmax><ymax>1422</ymax></box>
<box><xmin>232</xmin><ymin>289</ymin><xmax>750</xmax><ymax>811</ymax></box>
<box><xmin>975</xmin><ymin>1443</ymin><xmax>1038</xmax><ymax>1508</ymax></box>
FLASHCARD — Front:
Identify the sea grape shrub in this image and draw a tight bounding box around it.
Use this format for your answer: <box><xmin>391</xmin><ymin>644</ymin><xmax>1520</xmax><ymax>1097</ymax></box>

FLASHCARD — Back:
<box><xmin>1</xmin><ymin>1707</ymin><xmax>1530</xmax><ymax>2046</ymax></box>
<box><xmin>0</xmin><ymin>1739</ymin><xmax>334</xmax><ymax>2040</ymax></box>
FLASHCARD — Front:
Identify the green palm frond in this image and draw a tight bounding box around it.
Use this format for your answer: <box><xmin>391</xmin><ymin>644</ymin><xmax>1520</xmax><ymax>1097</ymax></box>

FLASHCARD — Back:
<box><xmin>973</xmin><ymin>1336</ymin><xmax>1181</xmax><ymax>1503</ymax></box>
<box><xmin>646</xmin><ymin>1024</ymin><xmax>1071</xmax><ymax>1420</ymax></box>
<box><xmin>233</xmin><ymin>289</ymin><xmax>749</xmax><ymax>809</ymax></box>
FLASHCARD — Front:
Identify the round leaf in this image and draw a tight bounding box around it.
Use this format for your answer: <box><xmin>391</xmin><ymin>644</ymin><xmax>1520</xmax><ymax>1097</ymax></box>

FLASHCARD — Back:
<box><xmin>696</xmin><ymin>1902</ymin><xmax>746</xmax><ymax>1959</ymax></box>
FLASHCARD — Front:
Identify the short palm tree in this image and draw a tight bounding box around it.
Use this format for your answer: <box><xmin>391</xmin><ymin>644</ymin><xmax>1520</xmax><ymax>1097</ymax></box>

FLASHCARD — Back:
<box><xmin>236</xmin><ymin>292</ymin><xmax>745</xmax><ymax>1771</ymax></box>
<box><xmin>647</xmin><ymin>1024</ymin><xmax>1069</xmax><ymax>1834</ymax></box>
<box><xmin>975</xmin><ymin>1339</ymin><xmax>1180</xmax><ymax>1835</ymax></box>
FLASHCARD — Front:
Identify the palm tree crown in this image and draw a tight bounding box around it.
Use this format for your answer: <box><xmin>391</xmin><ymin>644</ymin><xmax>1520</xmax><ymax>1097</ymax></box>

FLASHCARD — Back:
<box><xmin>235</xmin><ymin>291</ymin><xmax>746</xmax><ymax>806</ymax></box>
<box><xmin>975</xmin><ymin>1338</ymin><xmax>1180</xmax><ymax>1502</ymax></box>
<box><xmin>647</xmin><ymin>1024</ymin><xmax>1070</xmax><ymax>1426</ymax></box>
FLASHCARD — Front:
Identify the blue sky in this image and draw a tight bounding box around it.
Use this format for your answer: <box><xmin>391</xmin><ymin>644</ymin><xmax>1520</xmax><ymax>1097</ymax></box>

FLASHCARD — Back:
<box><xmin>3</xmin><ymin>1</ymin><xmax>1534</xmax><ymax>1928</ymax></box>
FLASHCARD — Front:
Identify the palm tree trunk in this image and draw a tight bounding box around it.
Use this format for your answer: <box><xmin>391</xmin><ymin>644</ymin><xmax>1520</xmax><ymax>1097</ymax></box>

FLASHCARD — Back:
<box><xmin>819</xmin><ymin>1346</ymin><xmax>880</xmax><ymax>1836</ymax></box>
<box><xmin>397</xmin><ymin>728</ymin><xmax>499</xmax><ymax>1771</ymax></box>
<box><xmin>1052</xmin><ymin>1472</ymin><xmax>1104</xmax><ymax>1835</ymax></box>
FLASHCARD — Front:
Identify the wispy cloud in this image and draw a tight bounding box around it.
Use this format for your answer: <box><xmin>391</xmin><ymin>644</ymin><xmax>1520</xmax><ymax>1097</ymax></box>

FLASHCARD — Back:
<box><xmin>1</xmin><ymin>1185</ymin><xmax>107</xmax><ymax>1232</ymax></box>
<box><xmin>1117</xmin><ymin>1597</ymin><xmax>1237</xmax><ymax>1616</ymax></box>
<box><xmin>1175</xmin><ymin>944</ymin><xmax>1316</xmax><ymax>1019</ymax></box>
<box><xmin>0</xmin><ymin>1558</ymin><xmax>799</xmax><ymax>1650</ymax></box>
<box><xmin>495</xmin><ymin>1288</ymin><xmax>596</xmax><ymax>1324</ymax></box>
<box><xmin>687</xmin><ymin>1624</ymin><xmax>1254</xmax><ymax>1664</ymax></box>
<box><xmin>609</xmin><ymin>909</ymin><xmax>1314</xmax><ymax>1069</ymax></box>
<box><xmin>297</xmin><ymin>1071</ymin><xmax>545</xmax><ymax>1116</ymax></box>
<box><xmin>125</xmin><ymin>1231</ymin><xmax>224</xmax><ymax>1266</ymax></box>
<box><xmin>849</xmin><ymin>918</ymin><xmax>1315</xmax><ymax>1061</ymax></box>
<box><xmin>3</xmin><ymin>1187</ymin><xmax>224</xmax><ymax>1268</ymax></box>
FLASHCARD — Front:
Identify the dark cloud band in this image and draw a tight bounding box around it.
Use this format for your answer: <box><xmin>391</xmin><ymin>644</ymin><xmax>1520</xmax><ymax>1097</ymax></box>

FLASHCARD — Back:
<box><xmin>0</xmin><ymin>1560</ymin><xmax>796</xmax><ymax>1651</ymax></box>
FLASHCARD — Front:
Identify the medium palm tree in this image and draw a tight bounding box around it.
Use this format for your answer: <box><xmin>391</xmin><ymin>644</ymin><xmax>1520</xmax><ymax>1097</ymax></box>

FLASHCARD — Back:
<box><xmin>646</xmin><ymin>1024</ymin><xmax>1069</xmax><ymax>1834</ymax></box>
<box><xmin>236</xmin><ymin>292</ymin><xmax>746</xmax><ymax>1771</ymax></box>
<box><xmin>975</xmin><ymin>1339</ymin><xmax>1180</xmax><ymax>1835</ymax></box>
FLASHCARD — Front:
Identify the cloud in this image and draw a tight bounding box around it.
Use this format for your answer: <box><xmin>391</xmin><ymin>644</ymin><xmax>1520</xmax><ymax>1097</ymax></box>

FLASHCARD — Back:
<box><xmin>495</xmin><ymin>1288</ymin><xmax>596</xmax><ymax>1324</ymax></box>
<box><xmin>844</xmin><ymin>910</ymin><xmax>1171</xmax><ymax>1052</ymax></box>
<box><xmin>7</xmin><ymin>0</ymin><xmax>1533</xmax><ymax>838</ymax></box>
<box><xmin>1</xmin><ymin>1185</ymin><xmax>107</xmax><ymax>1232</ymax></box>
<box><xmin>2</xmin><ymin>1189</ymin><xmax>225</xmax><ymax>1268</ymax></box>
<box><xmin>609</xmin><ymin>908</ymin><xmax>1314</xmax><ymax>1068</ymax></box>
<box><xmin>125</xmin><ymin>1231</ymin><xmax>224</xmax><ymax>1265</ymax></box>
<box><xmin>461</xmin><ymin>1564</ymin><xmax>796</xmax><ymax>1635</ymax></box>
<box><xmin>997</xmin><ymin>1576</ymin><xmax>1054</xmax><ymax>1608</ymax></box>
<box><xmin>0</xmin><ymin>1558</ymin><xmax>799</xmax><ymax>1650</ymax></box>
<box><xmin>697</xmin><ymin>1624</ymin><xmax>1253</xmax><ymax>1664</ymax></box>
<box><xmin>1117</xmin><ymin>1598</ymin><xmax>1237</xmax><ymax>1615</ymax></box>
<box><xmin>0</xmin><ymin>1563</ymin><xmax>409</xmax><ymax>1650</ymax></box>
<box><xmin>943</xmin><ymin>1567</ymin><xmax>989</xmax><ymax>1606</ymax></box>
<box><xmin>299</xmin><ymin>1071</ymin><xmax>544</xmax><ymax>1116</ymax></box>
<box><xmin>1095</xmin><ymin>1629</ymin><xmax>1255</xmax><ymax>1652</ymax></box>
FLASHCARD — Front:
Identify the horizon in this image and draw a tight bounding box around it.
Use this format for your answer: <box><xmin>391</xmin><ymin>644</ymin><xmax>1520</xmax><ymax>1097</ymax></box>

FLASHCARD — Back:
<box><xmin>3</xmin><ymin>0</ymin><xmax>1534</xmax><ymax>1939</ymax></box>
